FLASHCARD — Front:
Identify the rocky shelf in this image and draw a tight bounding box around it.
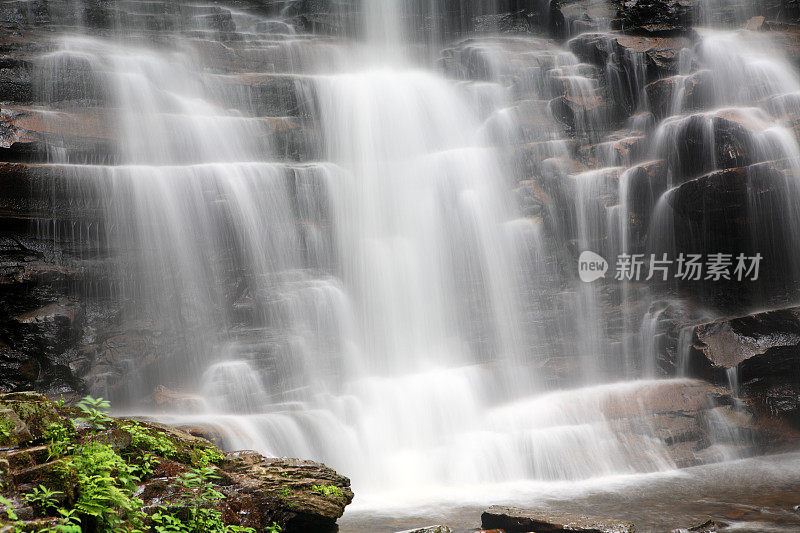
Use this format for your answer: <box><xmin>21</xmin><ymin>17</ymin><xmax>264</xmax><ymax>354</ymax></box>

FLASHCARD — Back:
<box><xmin>0</xmin><ymin>392</ymin><xmax>353</xmax><ymax>532</ymax></box>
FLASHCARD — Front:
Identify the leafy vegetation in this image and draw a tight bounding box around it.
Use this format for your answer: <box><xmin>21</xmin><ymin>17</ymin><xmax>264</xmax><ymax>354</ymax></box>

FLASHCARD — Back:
<box><xmin>75</xmin><ymin>396</ymin><xmax>113</xmax><ymax>430</ymax></box>
<box><xmin>0</xmin><ymin>396</ymin><xmax>276</xmax><ymax>533</ymax></box>
<box><xmin>45</xmin><ymin>421</ymin><xmax>74</xmax><ymax>459</ymax></box>
<box><xmin>122</xmin><ymin>420</ymin><xmax>178</xmax><ymax>458</ymax></box>
<box><xmin>0</xmin><ymin>417</ymin><xmax>14</xmax><ymax>440</ymax></box>
<box><xmin>312</xmin><ymin>484</ymin><xmax>343</xmax><ymax>497</ymax></box>
<box><xmin>149</xmin><ymin>466</ymin><xmax>255</xmax><ymax>533</ymax></box>
<box><xmin>25</xmin><ymin>484</ymin><xmax>63</xmax><ymax>513</ymax></box>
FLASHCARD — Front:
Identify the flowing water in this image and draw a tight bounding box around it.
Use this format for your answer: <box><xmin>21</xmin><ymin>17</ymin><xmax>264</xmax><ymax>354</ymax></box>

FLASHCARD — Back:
<box><xmin>33</xmin><ymin>0</ymin><xmax>800</xmax><ymax>528</ymax></box>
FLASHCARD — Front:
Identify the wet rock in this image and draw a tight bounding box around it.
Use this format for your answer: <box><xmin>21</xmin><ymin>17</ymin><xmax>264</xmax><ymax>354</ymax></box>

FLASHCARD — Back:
<box><xmin>691</xmin><ymin>307</ymin><xmax>800</xmax><ymax>375</ymax></box>
<box><xmin>570</xmin><ymin>33</ymin><xmax>692</xmax><ymax>81</ymax></box>
<box><xmin>578</xmin><ymin>133</ymin><xmax>646</xmax><ymax>166</ymax></box>
<box><xmin>613</xmin><ymin>0</ymin><xmax>701</xmax><ymax>35</ymax></box>
<box><xmin>550</xmin><ymin>92</ymin><xmax>626</xmax><ymax>134</ymax></box>
<box><xmin>152</xmin><ymin>385</ymin><xmax>205</xmax><ymax>413</ymax></box>
<box><xmin>220</xmin><ymin>452</ymin><xmax>354</xmax><ymax>531</ymax></box>
<box><xmin>646</xmin><ymin>70</ymin><xmax>717</xmax><ymax>120</ymax></box>
<box><xmin>398</xmin><ymin>526</ymin><xmax>453</xmax><ymax>533</ymax></box>
<box><xmin>481</xmin><ymin>505</ymin><xmax>635</xmax><ymax>532</ymax></box>
<box><xmin>658</xmin><ymin>108</ymin><xmax>773</xmax><ymax>182</ymax></box>
<box><xmin>663</xmin><ymin>163</ymin><xmax>796</xmax><ymax>283</ymax></box>
<box><xmin>625</xmin><ymin>159</ymin><xmax>669</xmax><ymax>241</ymax></box>
<box><xmin>485</xmin><ymin>99</ymin><xmax>564</xmax><ymax>145</ymax></box>
<box><xmin>551</xmin><ymin>0</ymin><xmax>617</xmax><ymax>40</ymax></box>
<box><xmin>673</xmin><ymin>519</ymin><xmax>730</xmax><ymax>532</ymax></box>
<box><xmin>13</xmin><ymin>301</ymin><xmax>84</xmax><ymax>354</ymax></box>
<box><xmin>666</xmin><ymin>165</ymin><xmax>787</xmax><ymax>224</ymax></box>
<box><xmin>687</xmin><ymin>307</ymin><xmax>800</xmax><ymax>428</ymax></box>
<box><xmin>747</xmin><ymin>16</ymin><xmax>767</xmax><ymax>31</ymax></box>
<box><xmin>516</xmin><ymin>179</ymin><xmax>554</xmax><ymax>218</ymax></box>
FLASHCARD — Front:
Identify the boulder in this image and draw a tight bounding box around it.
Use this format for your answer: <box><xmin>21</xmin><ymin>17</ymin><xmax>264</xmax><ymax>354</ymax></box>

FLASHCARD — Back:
<box><xmin>152</xmin><ymin>385</ymin><xmax>206</xmax><ymax>413</ymax></box>
<box><xmin>0</xmin><ymin>395</ymin><xmax>354</xmax><ymax>532</ymax></box>
<box><xmin>624</xmin><ymin>159</ymin><xmax>669</xmax><ymax>241</ymax></box>
<box><xmin>219</xmin><ymin>451</ymin><xmax>354</xmax><ymax>531</ymax></box>
<box><xmin>570</xmin><ymin>33</ymin><xmax>692</xmax><ymax>81</ymax></box>
<box><xmin>0</xmin><ymin>392</ymin><xmax>68</xmax><ymax>440</ymax></box>
<box><xmin>481</xmin><ymin>505</ymin><xmax>635</xmax><ymax>533</ymax></box>
<box><xmin>0</xmin><ymin>409</ymin><xmax>32</xmax><ymax>446</ymax></box>
<box><xmin>663</xmin><ymin>163</ymin><xmax>796</xmax><ymax>285</ymax></box>
<box><xmin>645</xmin><ymin>70</ymin><xmax>717</xmax><ymax>120</ymax></box>
<box><xmin>516</xmin><ymin>179</ymin><xmax>554</xmax><ymax>218</ymax></box>
<box><xmin>398</xmin><ymin>526</ymin><xmax>453</xmax><ymax>533</ymax></box>
<box><xmin>12</xmin><ymin>301</ymin><xmax>85</xmax><ymax>354</ymax></box>
<box><xmin>549</xmin><ymin>92</ymin><xmax>626</xmax><ymax>134</ymax></box>
<box><xmin>687</xmin><ymin>307</ymin><xmax>800</xmax><ymax>427</ymax></box>
<box><xmin>656</xmin><ymin>108</ymin><xmax>773</xmax><ymax>182</ymax></box>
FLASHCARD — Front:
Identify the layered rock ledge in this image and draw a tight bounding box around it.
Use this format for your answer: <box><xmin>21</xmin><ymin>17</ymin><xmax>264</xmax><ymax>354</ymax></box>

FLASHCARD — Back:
<box><xmin>0</xmin><ymin>392</ymin><xmax>353</xmax><ymax>532</ymax></box>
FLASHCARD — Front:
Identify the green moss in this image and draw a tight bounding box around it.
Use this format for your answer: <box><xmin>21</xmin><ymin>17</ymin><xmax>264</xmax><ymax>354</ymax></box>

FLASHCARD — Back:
<box><xmin>311</xmin><ymin>484</ymin><xmax>344</xmax><ymax>498</ymax></box>
<box><xmin>0</xmin><ymin>393</ymin><xmax>66</xmax><ymax>440</ymax></box>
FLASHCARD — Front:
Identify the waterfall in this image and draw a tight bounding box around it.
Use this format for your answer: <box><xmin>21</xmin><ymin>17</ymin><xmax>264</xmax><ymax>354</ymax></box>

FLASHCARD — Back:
<box><xmin>31</xmin><ymin>0</ymin><xmax>797</xmax><ymax>503</ymax></box>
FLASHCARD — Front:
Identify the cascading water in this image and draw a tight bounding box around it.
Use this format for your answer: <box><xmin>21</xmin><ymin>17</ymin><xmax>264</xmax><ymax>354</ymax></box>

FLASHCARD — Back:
<box><xmin>28</xmin><ymin>0</ymin><xmax>800</xmax><ymax>525</ymax></box>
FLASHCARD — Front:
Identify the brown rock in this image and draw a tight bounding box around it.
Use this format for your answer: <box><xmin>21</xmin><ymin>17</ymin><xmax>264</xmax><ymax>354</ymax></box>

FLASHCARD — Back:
<box><xmin>481</xmin><ymin>505</ymin><xmax>635</xmax><ymax>533</ymax></box>
<box><xmin>746</xmin><ymin>16</ymin><xmax>767</xmax><ymax>31</ymax></box>
<box><xmin>687</xmin><ymin>307</ymin><xmax>800</xmax><ymax>428</ymax></box>
<box><xmin>152</xmin><ymin>385</ymin><xmax>205</xmax><ymax>413</ymax></box>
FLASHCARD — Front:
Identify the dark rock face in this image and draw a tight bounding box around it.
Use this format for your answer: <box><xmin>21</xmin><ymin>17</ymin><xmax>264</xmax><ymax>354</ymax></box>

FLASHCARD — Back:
<box><xmin>481</xmin><ymin>505</ymin><xmax>636</xmax><ymax>533</ymax></box>
<box><xmin>646</xmin><ymin>70</ymin><xmax>717</xmax><ymax>120</ymax></box>
<box><xmin>688</xmin><ymin>308</ymin><xmax>800</xmax><ymax>427</ymax></box>
<box><xmin>656</xmin><ymin>108</ymin><xmax>774</xmax><ymax>182</ymax></box>
<box><xmin>550</xmin><ymin>0</ymin><xmax>616</xmax><ymax>39</ymax></box>
<box><xmin>663</xmin><ymin>163</ymin><xmax>798</xmax><ymax>291</ymax></box>
<box><xmin>570</xmin><ymin>33</ymin><xmax>691</xmax><ymax>81</ymax></box>
<box><xmin>613</xmin><ymin>0</ymin><xmax>700</xmax><ymax>35</ymax></box>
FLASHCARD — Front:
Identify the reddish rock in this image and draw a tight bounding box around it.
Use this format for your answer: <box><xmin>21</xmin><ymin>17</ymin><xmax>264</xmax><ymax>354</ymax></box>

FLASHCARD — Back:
<box><xmin>482</xmin><ymin>505</ymin><xmax>635</xmax><ymax>533</ymax></box>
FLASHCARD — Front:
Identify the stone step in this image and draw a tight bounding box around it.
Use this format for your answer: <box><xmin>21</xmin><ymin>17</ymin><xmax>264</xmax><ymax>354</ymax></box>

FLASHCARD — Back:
<box><xmin>4</xmin><ymin>445</ymin><xmax>50</xmax><ymax>471</ymax></box>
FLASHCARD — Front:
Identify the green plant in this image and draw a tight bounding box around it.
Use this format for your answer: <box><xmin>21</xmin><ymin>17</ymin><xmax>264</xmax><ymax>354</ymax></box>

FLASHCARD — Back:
<box><xmin>135</xmin><ymin>452</ymin><xmax>161</xmax><ymax>478</ymax></box>
<box><xmin>278</xmin><ymin>487</ymin><xmax>291</xmax><ymax>499</ymax></box>
<box><xmin>52</xmin><ymin>507</ymin><xmax>82</xmax><ymax>532</ymax></box>
<box><xmin>148</xmin><ymin>467</ymin><xmax>255</xmax><ymax>533</ymax></box>
<box><xmin>190</xmin><ymin>446</ymin><xmax>224</xmax><ymax>468</ymax></box>
<box><xmin>58</xmin><ymin>441</ymin><xmax>144</xmax><ymax>530</ymax></box>
<box><xmin>0</xmin><ymin>494</ymin><xmax>19</xmax><ymax>521</ymax></box>
<box><xmin>76</xmin><ymin>396</ymin><xmax>112</xmax><ymax>430</ymax></box>
<box><xmin>311</xmin><ymin>484</ymin><xmax>343</xmax><ymax>497</ymax></box>
<box><xmin>0</xmin><ymin>417</ymin><xmax>15</xmax><ymax>445</ymax></box>
<box><xmin>25</xmin><ymin>484</ymin><xmax>62</xmax><ymax>513</ymax></box>
<box><xmin>45</xmin><ymin>422</ymin><xmax>74</xmax><ymax>459</ymax></box>
<box><xmin>0</xmin><ymin>494</ymin><xmax>23</xmax><ymax>533</ymax></box>
<box><xmin>123</xmin><ymin>420</ymin><xmax>177</xmax><ymax>458</ymax></box>
<box><xmin>265</xmin><ymin>523</ymin><xmax>282</xmax><ymax>533</ymax></box>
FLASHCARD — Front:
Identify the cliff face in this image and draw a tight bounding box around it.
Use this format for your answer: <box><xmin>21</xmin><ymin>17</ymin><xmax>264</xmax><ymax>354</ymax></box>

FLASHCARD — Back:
<box><xmin>1</xmin><ymin>0</ymin><xmax>800</xmax><ymax>446</ymax></box>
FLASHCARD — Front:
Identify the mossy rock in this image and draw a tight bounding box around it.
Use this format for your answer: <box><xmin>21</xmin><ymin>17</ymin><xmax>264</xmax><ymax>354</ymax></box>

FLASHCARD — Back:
<box><xmin>0</xmin><ymin>392</ymin><xmax>68</xmax><ymax>441</ymax></box>
<box><xmin>0</xmin><ymin>409</ymin><xmax>33</xmax><ymax>446</ymax></box>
